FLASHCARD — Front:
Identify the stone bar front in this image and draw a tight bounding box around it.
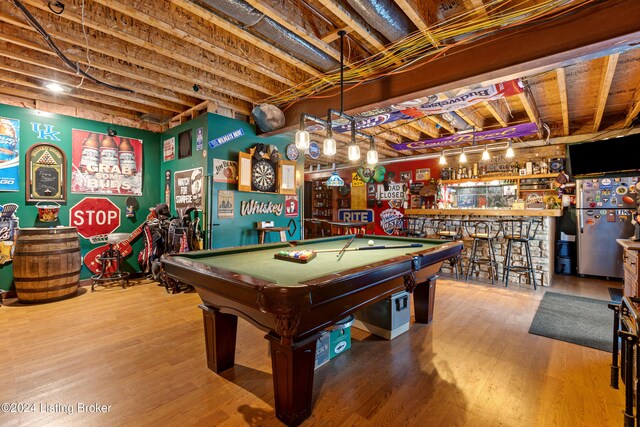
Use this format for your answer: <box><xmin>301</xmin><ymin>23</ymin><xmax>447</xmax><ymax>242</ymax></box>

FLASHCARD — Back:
<box><xmin>405</xmin><ymin>208</ymin><xmax>563</xmax><ymax>287</ymax></box>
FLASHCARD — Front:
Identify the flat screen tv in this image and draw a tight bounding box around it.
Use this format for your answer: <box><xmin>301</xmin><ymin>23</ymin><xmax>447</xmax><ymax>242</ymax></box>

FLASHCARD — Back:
<box><xmin>567</xmin><ymin>134</ymin><xmax>640</xmax><ymax>176</ymax></box>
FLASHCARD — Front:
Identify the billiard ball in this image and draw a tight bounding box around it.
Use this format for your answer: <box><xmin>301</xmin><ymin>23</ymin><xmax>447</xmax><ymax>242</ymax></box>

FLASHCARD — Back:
<box><xmin>368</xmin><ymin>240</ymin><xmax>374</xmax><ymax>246</ymax></box>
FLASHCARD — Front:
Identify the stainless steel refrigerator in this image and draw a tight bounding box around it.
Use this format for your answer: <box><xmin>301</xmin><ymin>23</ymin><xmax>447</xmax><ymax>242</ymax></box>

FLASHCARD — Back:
<box><xmin>576</xmin><ymin>176</ymin><xmax>639</xmax><ymax>278</ymax></box>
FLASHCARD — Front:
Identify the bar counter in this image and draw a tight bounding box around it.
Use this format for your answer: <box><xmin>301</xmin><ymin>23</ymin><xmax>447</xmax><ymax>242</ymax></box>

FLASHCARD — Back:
<box><xmin>405</xmin><ymin>208</ymin><xmax>562</xmax><ymax>287</ymax></box>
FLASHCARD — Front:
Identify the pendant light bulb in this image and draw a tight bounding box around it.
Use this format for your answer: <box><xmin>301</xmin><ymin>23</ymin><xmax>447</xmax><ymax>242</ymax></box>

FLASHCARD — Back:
<box><xmin>505</xmin><ymin>139</ymin><xmax>515</xmax><ymax>158</ymax></box>
<box><xmin>481</xmin><ymin>146</ymin><xmax>490</xmax><ymax>161</ymax></box>
<box><xmin>367</xmin><ymin>148</ymin><xmax>378</xmax><ymax>164</ymax></box>
<box><xmin>295</xmin><ymin>130</ymin><xmax>310</xmax><ymax>150</ymax></box>
<box><xmin>459</xmin><ymin>148</ymin><xmax>467</xmax><ymax>163</ymax></box>
<box><xmin>439</xmin><ymin>151</ymin><xmax>447</xmax><ymax>165</ymax></box>
<box><xmin>323</xmin><ymin>137</ymin><xmax>336</xmax><ymax>156</ymax></box>
<box><xmin>348</xmin><ymin>144</ymin><xmax>360</xmax><ymax>161</ymax></box>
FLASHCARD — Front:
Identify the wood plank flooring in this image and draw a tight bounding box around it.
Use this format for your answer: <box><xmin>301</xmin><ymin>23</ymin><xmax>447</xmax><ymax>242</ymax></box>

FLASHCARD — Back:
<box><xmin>0</xmin><ymin>275</ymin><xmax>625</xmax><ymax>426</ymax></box>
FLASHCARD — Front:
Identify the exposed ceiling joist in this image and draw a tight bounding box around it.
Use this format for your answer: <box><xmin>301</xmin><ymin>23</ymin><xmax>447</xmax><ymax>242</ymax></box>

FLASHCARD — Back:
<box><xmin>593</xmin><ymin>53</ymin><xmax>620</xmax><ymax>132</ymax></box>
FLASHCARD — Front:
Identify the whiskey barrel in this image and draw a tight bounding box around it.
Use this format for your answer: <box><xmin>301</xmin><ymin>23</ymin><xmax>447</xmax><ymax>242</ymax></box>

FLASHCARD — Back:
<box><xmin>13</xmin><ymin>227</ymin><xmax>81</xmax><ymax>303</ymax></box>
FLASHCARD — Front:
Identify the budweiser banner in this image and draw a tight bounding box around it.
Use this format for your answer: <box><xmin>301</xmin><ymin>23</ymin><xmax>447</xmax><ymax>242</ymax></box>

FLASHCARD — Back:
<box><xmin>390</xmin><ymin>122</ymin><xmax>538</xmax><ymax>151</ymax></box>
<box><xmin>331</xmin><ymin>79</ymin><xmax>523</xmax><ymax>133</ymax></box>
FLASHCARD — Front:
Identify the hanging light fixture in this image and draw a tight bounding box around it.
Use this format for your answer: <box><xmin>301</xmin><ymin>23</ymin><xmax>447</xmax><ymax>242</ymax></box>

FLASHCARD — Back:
<box><xmin>439</xmin><ymin>150</ymin><xmax>447</xmax><ymax>165</ymax></box>
<box><xmin>325</xmin><ymin>163</ymin><xmax>345</xmax><ymax>187</ymax></box>
<box><xmin>459</xmin><ymin>147</ymin><xmax>467</xmax><ymax>163</ymax></box>
<box><xmin>481</xmin><ymin>146</ymin><xmax>490</xmax><ymax>161</ymax></box>
<box><xmin>505</xmin><ymin>138</ymin><xmax>515</xmax><ymax>158</ymax></box>
<box><xmin>366</xmin><ymin>139</ymin><xmax>378</xmax><ymax>164</ymax></box>
<box><xmin>295</xmin><ymin>115</ymin><xmax>310</xmax><ymax>150</ymax></box>
<box><xmin>323</xmin><ymin>118</ymin><xmax>336</xmax><ymax>156</ymax></box>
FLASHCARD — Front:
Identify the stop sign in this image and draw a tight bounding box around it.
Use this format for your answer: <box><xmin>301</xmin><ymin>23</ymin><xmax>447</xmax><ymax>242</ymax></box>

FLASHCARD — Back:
<box><xmin>70</xmin><ymin>197</ymin><xmax>121</xmax><ymax>239</ymax></box>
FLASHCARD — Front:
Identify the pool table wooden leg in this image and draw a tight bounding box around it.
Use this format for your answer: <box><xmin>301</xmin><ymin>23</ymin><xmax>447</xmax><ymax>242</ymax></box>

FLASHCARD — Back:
<box><xmin>266</xmin><ymin>333</ymin><xmax>318</xmax><ymax>426</ymax></box>
<box><xmin>200</xmin><ymin>305</ymin><xmax>238</xmax><ymax>373</ymax></box>
<box><xmin>413</xmin><ymin>275</ymin><xmax>437</xmax><ymax>324</ymax></box>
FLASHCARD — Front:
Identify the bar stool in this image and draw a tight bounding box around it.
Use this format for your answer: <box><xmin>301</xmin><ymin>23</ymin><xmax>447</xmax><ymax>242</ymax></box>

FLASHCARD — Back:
<box><xmin>401</xmin><ymin>217</ymin><xmax>427</xmax><ymax>237</ymax></box>
<box><xmin>432</xmin><ymin>219</ymin><xmax>464</xmax><ymax>278</ymax></box>
<box><xmin>500</xmin><ymin>219</ymin><xmax>541</xmax><ymax>289</ymax></box>
<box><xmin>464</xmin><ymin>220</ymin><xmax>500</xmax><ymax>284</ymax></box>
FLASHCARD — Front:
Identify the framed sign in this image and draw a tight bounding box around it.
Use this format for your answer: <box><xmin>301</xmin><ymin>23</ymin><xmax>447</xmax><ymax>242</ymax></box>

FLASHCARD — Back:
<box><xmin>26</xmin><ymin>143</ymin><xmax>66</xmax><ymax>202</ymax></box>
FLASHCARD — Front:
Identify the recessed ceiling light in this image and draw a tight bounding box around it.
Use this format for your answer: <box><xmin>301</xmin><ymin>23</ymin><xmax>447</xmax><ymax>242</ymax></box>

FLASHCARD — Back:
<box><xmin>44</xmin><ymin>82</ymin><xmax>65</xmax><ymax>93</ymax></box>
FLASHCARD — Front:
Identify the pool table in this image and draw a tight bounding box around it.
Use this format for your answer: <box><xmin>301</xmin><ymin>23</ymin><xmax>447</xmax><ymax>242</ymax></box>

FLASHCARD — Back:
<box><xmin>162</xmin><ymin>235</ymin><xmax>462</xmax><ymax>425</ymax></box>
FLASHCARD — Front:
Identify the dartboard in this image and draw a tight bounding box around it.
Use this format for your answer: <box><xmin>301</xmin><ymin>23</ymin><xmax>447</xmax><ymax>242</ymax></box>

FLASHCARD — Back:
<box><xmin>252</xmin><ymin>159</ymin><xmax>276</xmax><ymax>192</ymax></box>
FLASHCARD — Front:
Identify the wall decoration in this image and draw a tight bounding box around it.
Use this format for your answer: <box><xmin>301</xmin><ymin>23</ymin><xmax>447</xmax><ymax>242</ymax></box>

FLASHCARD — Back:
<box><xmin>0</xmin><ymin>203</ymin><xmax>19</xmax><ymax>264</ymax></box>
<box><xmin>30</xmin><ymin>122</ymin><xmax>61</xmax><ymax>141</ymax></box>
<box><xmin>174</xmin><ymin>167</ymin><xmax>203</xmax><ymax>213</ymax></box>
<box><xmin>0</xmin><ymin>117</ymin><xmax>19</xmax><ymax>192</ymax></box>
<box><xmin>252</xmin><ymin>159</ymin><xmax>276</xmax><ymax>192</ymax></box>
<box><xmin>196</xmin><ymin>127</ymin><xmax>204</xmax><ymax>151</ymax></box>
<box><xmin>351</xmin><ymin>172</ymin><xmax>365</xmax><ymax>187</ymax></box>
<box><xmin>411</xmin><ymin>195</ymin><xmax>422</xmax><ymax>208</ymax></box>
<box><xmin>208</xmin><ymin>128</ymin><xmax>244</xmax><ymax>149</ymax></box>
<box><xmin>337</xmin><ymin>209</ymin><xmax>374</xmax><ymax>222</ymax></box>
<box><xmin>164</xmin><ymin>170</ymin><xmax>171</xmax><ymax>211</ymax></box>
<box><xmin>71</xmin><ymin>129</ymin><xmax>143</xmax><ymax>195</ymax></box>
<box><xmin>217</xmin><ymin>190</ymin><xmax>234</xmax><ymax>218</ymax></box>
<box><xmin>379</xmin><ymin>208</ymin><xmax>404</xmax><ymax>235</ymax></box>
<box><xmin>163</xmin><ymin>137</ymin><xmax>175</xmax><ymax>161</ymax></box>
<box><xmin>26</xmin><ymin>143</ymin><xmax>66</xmax><ymax>202</ymax></box>
<box><xmin>213</xmin><ymin>159</ymin><xmax>238</xmax><ymax>183</ymax></box>
<box><xmin>307</xmin><ymin>141</ymin><xmax>320</xmax><ymax>159</ymax></box>
<box><xmin>240</xmin><ymin>200</ymin><xmax>284</xmax><ymax>216</ymax></box>
<box><xmin>285</xmin><ymin>195</ymin><xmax>299</xmax><ymax>217</ymax></box>
<box><xmin>285</xmin><ymin>144</ymin><xmax>299</xmax><ymax>161</ymax></box>
<box><xmin>377</xmin><ymin>182</ymin><xmax>406</xmax><ymax>201</ymax></box>
<box><xmin>70</xmin><ymin>197</ymin><xmax>121</xmax><ymax>239</ymax></box>
<box><xmin>415</xmin><ymin>168</ymin><xmax>430</xmax><ymax>181</ymax></box>
<box><xmin>400</xmin><ymin>171</ymin><xmax>412</xmax><ymax>182</ymax></box>
<box><xmin>178</xmin><ymin>129</ymin><xmax>192</xmax><ymax>159</ymax></box>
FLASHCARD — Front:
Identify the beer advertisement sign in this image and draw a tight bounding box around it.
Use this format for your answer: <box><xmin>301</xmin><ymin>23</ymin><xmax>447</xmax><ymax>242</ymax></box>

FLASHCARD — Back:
<box><xmin>0</xmin><ymin>117</ymin><xmax>19</xmax><ymax>192</ymax></box>
<box><xmin>71</xmin><ymin>129</ymin><xmax>143</xmax><ymax>195</ymax></box>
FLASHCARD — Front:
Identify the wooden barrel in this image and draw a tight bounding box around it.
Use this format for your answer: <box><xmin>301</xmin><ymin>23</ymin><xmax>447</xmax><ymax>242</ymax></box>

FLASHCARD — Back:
<box><xmin>13</xmin><ymin>227</ymin><xmax>81</xmax><ymax>303</ymax></box>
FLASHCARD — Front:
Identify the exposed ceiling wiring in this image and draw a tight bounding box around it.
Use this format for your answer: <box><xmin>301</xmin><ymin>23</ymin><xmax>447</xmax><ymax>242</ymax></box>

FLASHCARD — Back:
<box><xmin>10</xmin><ymin>0</ymin><xmax>133</xmax><ymax>93</ymax></box>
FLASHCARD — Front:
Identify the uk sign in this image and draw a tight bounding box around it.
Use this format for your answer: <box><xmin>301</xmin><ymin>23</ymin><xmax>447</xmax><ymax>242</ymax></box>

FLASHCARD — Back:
<box><xmin>70</xmin><ymin>197</ymin><xmax>121</xmax><ymax>239</ymax></box>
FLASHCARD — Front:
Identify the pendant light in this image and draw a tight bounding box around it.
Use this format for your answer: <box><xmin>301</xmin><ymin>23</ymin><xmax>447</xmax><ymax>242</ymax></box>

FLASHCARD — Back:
<box><xmin>459</xmin><ymin>147</ymin><xmax>467</xmax><ymax>163</ymax></box>
<box><xmin>481</xmin><ymin>146</ymin><xmax>490</xmax><ymax>161</ymax></box>
<box><xmin>325</xmin><ymin>163</ymin><xmax>345</xmax><ymax>187</ymax></box>
<box><xmin>505</xmin><ymin>138</ymin><xmax>515</xmax><ymax>158</ymax></box>
<box><xmin>439</xmin><ymin>150</ymin><xmax>447</xmax><ymax>165</ymax></box>
<box><xmin>366</xmin><ymin>139</ymin><xmax>378</xmax><ymax>164</ymax></box>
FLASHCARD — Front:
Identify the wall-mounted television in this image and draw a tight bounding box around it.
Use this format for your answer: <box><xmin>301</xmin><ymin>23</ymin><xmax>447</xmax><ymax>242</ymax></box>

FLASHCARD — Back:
<box><xmin>567</xmin><ymin>134</ymin><xmax>640</xmax><ymax>176</ymax></box>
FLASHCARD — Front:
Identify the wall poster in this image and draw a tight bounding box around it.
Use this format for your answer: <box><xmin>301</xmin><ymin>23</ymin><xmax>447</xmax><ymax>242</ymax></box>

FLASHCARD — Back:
<box><xmin>0</xmin><ymin>117</ymin><xmax>20</xmax><ymax>192</ymax></box>
<box><xmin>174</xmin><ymin>167</ymin><xmax>203</xmax><ymax>213</ymax></box>
<box><xmin>163</xmin><ymin>137</ymin><xmax>175</xmax><ymax>161</ymax></box>
<box><xmin>217</xmin><ymin>190</ymin><xmax>234</xmax><ymax>218</ymax></box>
<box><xmin>415</xmin><ymin>168</ymin><xmax>430</xmax><ymax>181</ymax></box>
<box><xmin>285</xmin><ymin>195</ymin><xmax>298</xmax><ymax>217</ymax></box>
<box><xmin>71</xmin><ymin>129</ymin><xmax>143</xmax><ymax>195</ymax></box>
<box><xmin>26</xmin><ymin>143</ymin><xmax>66</xmax><ymax>202</ymax></box>
<box><xmin>213</xmin><ymin>159</ymin><xmax>238</xmax><ymax>183</ymax></box>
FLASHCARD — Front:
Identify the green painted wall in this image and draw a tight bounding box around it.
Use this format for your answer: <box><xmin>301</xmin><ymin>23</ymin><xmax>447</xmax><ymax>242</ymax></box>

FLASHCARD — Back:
<box><xmin>158</xmin><ymin>113</ymin><xmax>302</xmax><ymax>249</ymax></box>
<box><xmin>0</xmin><ymin>104</ymin><xmax>160</xmax><ymax>291</ymax></box>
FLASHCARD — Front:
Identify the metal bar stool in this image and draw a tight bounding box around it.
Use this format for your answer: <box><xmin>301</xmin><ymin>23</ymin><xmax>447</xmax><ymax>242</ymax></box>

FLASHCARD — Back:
<box><xmin>405</xmin><ymin>216</ymin><xmax>427</xmax><ymax>237</ymax></box>
<box><xmin>433</xmin><ymin>219</ymin><xmax>464</xmax><ymax>279</ymax></box>
<box><xmin>464</xmin><ymin>220</ymin><xmax>500</xmax><ymax>284</ymax></box>
<box><xmin>500</xmin><ymin>219</ymin><xmax>541</xmax><ymax>289</ymax></box>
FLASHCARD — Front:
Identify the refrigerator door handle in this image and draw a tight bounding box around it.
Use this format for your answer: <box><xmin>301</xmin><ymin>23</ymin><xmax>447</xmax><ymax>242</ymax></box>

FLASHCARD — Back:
<box><xmin>577</xmin><ymin>181</ymin><xmax>583</xmax><ymax>233</ymax></box>
<box><xmin>578</xmin><ymin>210</ymin><xmax>583</xmax><ymax>233</ymax></box>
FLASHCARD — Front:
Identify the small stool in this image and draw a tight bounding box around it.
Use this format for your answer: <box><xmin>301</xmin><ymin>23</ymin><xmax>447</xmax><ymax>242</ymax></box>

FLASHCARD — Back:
<box><xmin>433</xmin><ymin>219</ymin><xmax>464</xmax><ymax>279</ymax></box>
<box><xmin>500</xmin><ymin>219</ymin><xmax>541</xmax><ymax>289</ymax></box>
<box><xmin>257</xmin><ymin>226</ymin><xmax>289</xmax><ymax>244</ymax></box>
<box><xmin>464</xmin><ymin>220</ymin><xmax>500</xmax><ymax>284</ymax></box>
<box><xmin>91</xmin><ymin>233</ymin><xmax>130</xmax><ymax>291</ymax></box>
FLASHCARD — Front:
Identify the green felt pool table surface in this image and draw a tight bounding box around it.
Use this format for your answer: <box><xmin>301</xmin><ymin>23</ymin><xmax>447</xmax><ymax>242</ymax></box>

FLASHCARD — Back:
<box><xmin>173</xmin><ymin>235</ymin><xmax>446</xmax><ymax>285</ymax></box>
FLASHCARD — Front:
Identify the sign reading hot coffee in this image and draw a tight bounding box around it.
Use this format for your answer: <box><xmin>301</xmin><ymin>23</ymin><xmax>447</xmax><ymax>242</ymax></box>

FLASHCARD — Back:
<box><xmin>377</xmin><ymin>182</ymin><xmax>406</xmax><ymax>201</ymax></box>
<box><xmin>70</xmin><ymin>197</ymin><xmax>121</xmax><ymax>239</ymax></box>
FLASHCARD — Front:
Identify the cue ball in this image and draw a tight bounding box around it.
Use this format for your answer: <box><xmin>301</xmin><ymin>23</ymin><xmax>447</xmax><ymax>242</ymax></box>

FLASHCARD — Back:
<box><xmin>367</xmin><ymin>240</ymin><xmax>374</xmax><ymax>246</ymax></box>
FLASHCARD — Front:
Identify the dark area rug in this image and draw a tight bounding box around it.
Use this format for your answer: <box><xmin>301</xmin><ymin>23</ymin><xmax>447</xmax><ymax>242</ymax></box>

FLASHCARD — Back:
<box><xmin>528</xmin><ymin>292</ymin><xmax>613</xmax><ymax>352</ymax></box>
<box><xmin>608</xmin><ymin>287</ymin><xmax>623</xmax><ymax>302</ymax></box>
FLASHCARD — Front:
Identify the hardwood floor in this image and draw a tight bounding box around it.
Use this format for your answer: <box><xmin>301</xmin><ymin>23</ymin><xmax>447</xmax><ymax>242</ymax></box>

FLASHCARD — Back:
<box><xmin>0</xmin><ymin>275</ymin><xmax>625</xmax><ymax>426</ymax></box>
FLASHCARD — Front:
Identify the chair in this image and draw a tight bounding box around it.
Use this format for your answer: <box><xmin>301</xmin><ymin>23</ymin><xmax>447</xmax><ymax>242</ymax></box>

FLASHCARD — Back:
<box><xmin>464</xmin><ymin>220</ymin><xmax>500</xmax><ymax>284</ymax></box>
<box><xmin>432</xmin><ymin>219</ymin><xmax>464</xmax><ymax>278</ymax></box>
<box><xmin>406</xmin><ymin>217</ymin><xmax>428</xmax><ymax>237</ymax></box>
<box><xmin>500</xmin><ymin>219</ymin><xmax>541</xmax><ymax>289</ymax></box>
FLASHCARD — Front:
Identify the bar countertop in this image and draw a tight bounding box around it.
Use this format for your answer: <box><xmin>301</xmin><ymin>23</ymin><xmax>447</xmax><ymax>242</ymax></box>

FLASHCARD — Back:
<box><xmin>617</xmin><ymin>239</ymin><xmax>640</xmax><ymax>251</ymax></box>
<box><xmin>405</xmin><ymin>208</ymin><xmax>563</xmax><ymax>217</ymax></box>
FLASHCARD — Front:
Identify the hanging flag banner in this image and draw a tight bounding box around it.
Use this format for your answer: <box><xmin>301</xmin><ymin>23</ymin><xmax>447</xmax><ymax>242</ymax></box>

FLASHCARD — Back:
<box><xmin>0</xmin><ymin>117</ymin><xmax>20</xmax><ymax>192</ymax></box>
<box><xmin>330</xmin><ymin>79</ymin><xmax>523</xmax><ymax>133</ymax></box>
<box><xmin>390</xmin><ymin>122</ymin><xmax>538</xmax><ymax>151</ymax></box>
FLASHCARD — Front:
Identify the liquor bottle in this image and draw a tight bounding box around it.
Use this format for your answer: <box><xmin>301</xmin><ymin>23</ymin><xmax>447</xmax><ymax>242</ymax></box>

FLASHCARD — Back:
<box><xmin>472</xmin><ymin>163</ymin><xmax>478</xmax><ymax>178</ymax></box>
<box><xmin>99</xmin><ymin>135</ymin><xmax>119</xmax><ymax>167</ymax></box>
<box><xmin>79</xmin><ymin>132</ymin><xmax>100</xmax><ymax>172</ymax></box>
<box><xmin>118</xmin><ymin>138</ymin><xmax>137</xmax><ymax>174</ymax></box>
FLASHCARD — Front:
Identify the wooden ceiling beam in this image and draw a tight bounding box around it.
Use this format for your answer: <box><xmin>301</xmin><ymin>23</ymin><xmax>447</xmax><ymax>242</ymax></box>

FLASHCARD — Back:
<box><xmin>273</xmin><ymin>0</ymin><xmax>640</xmax><ymax>133</ymax></box>
<box><xmin>623</xmin><ymin>85</ymin><xmax>640</xmax><ymax>128</ymax></box>
<box><xmin>593</xmin><ymin>53</ymin><xmax>620</xmax><ymax>132</ymax></box>
<box><xmin>393</xmin><ymin>0</ymin><xmax>428</xmax><ymax>32</ymax></box>
<box><xmin>555</xmin><ymin>67</ymin><xmax>570</xmax><ymax>136</ymax></box>
<box><xmin>454</xmin><ymin>107</ymin><xmax>485</xmax><ymax>130</ymax></box>
<box><xmin>318</xmin><ymin>0</ymin><xmax>388</xmax><ymax>53</ymax></box>
<box><xmin>427</xmin><ymin>116</ymin><xmax>455</xmax><ymax>134</ymax></box>
<box><xmin>482</xmin><ymin>99</ymin><xmax>509</xmax><ymax>127</ymax></box>
<box><xmin>16</xmin><ymin>0</ymin><xmax>284</xmax><ymax>96</ymax></box>
<box><xmin>321</xmin><ymin>27</ymin><xmax>352</xmax><ymax>44</ymax></box>
<box><xmin>518</xmin><ymin>85</ymin><xmax>543</xmax><ymax>139</ymax></box>
<box><xmin>0</xmin><ymin>11</ymin><xmax>253</xmax><ymax>112</ymax></box>
<box><xmin>242</xmin><ymin>0</ymin><xmax>345</xmax><ymax>67</ymax></box>
<box><xmin>172</xmin><ymin>0</ymin><xmax>319</xmax><ymax>78</ymax></box>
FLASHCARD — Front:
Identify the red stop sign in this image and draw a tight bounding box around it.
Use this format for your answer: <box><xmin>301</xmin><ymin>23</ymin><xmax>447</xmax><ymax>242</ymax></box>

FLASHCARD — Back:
<box><xmin>70</xmin><ymin>197</ymin><xmax>121</xmax><ymax>239</ymax></box>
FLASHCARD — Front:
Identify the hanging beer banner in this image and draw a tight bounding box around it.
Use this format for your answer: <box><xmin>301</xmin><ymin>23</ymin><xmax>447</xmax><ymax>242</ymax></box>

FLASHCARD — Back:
<box><xmin>71</xmin><ymin>129</ymin><xmax>143</xmax><ymax>195</ymax></box>
<box><xmin>0</xmin><ymin>117</ymin><xmax>20</xmax><ymax>192</ymax></box>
